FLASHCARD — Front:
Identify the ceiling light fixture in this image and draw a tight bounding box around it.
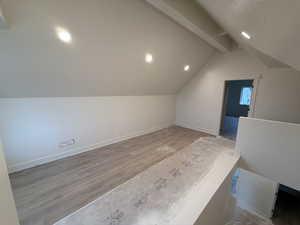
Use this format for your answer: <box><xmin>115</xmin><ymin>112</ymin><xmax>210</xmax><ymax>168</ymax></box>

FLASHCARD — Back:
<box><xmin>56</xmin><ymin>27</ymin><xmax>72</xmax><ymax>43</ymax></box>
<box><xmin>241</xmin><ymin>31</ymin><xmax>251</xmax><ymax>40</ymax></box>
<box><xmin>145</xmin><ymin>53</ymin><xmax>153</xmax><ymax>64</ymax></box>
<box><xmin>184</xmin><ymin>65</ymin><xmax>190</xmax><ymax>71</ymax></box>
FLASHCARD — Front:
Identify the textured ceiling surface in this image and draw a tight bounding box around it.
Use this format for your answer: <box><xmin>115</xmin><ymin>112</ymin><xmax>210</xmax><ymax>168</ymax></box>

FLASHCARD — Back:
<box><xmin>197</xmin><ymin>0</ymin><xmax>300</xmax><ymax>71</ymax></box>
<box><xmin>0</xmin><ymin>0</ymin><xmax>215</xmax><ymax>97</ymax></box>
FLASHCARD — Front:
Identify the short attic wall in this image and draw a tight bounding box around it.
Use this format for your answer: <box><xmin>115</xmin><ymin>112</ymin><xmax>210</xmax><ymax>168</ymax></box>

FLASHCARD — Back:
<box><xmin>0</xmin><ymin>95</ymin><xmax>176</xmax><ymax>173</ymax></box>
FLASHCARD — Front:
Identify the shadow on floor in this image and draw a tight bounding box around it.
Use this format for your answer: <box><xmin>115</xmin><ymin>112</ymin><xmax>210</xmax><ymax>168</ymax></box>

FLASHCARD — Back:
<box><xmin>220</xmin><ymin>116</ymin><xmax>239</xmax><ymax>141</ymax></box>
<box><xmin>272</xmin><ymin>185</ymin><xmax>300</xmax><ymax>225</ymax></box>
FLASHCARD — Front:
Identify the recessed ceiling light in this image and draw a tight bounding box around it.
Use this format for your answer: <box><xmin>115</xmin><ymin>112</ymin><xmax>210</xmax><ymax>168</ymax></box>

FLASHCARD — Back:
<box><xmin>56</xmin><ymin>27</ymin><xmax>72</xmax><ymax>43</ymax></box>
<box><xmin>184</xmin><ymin>65</ymin><xmax>190</xmax><ymax>71</ymax></box>
<box><xmin>241</xmin><ymin>31</ymin><xmax>251</xmax><ymax>40</ymax></box>
<box><xmin>145</xmin><ymin>53</ymin><xmax>153</xmax><ymax>64</ymax></box>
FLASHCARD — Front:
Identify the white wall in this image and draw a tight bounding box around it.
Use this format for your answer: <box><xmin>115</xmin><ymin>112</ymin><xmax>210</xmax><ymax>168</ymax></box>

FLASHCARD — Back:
<box><xmin>236</xmin><ymin>168</ymin><xmax>277</xmax><ymax>218</ymax></box>
<box><xmin>0</xmin><ymin>138</ymin><xmax>19</xmax><ymax>225</ymax></box>
<box><xmin>237</xmin><ymin>117</ymin><xmax>300</xmax><ymax>192</ymax></box>
<box><xmin>176</xmin><ymin>49</ymin><xmax>300</xmax><ymax>135</ymax></box>
<box><xmin>0</xmin><ymin>95</ymin><xmax>176</xmax><ymax>173</ymax></box>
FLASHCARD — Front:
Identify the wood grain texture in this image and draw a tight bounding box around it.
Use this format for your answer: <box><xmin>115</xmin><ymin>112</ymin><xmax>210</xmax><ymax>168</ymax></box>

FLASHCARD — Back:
<box><xmin>9</xmin><ymin>126</ymin><xmax>209</xmax><ymax>225</ymax></box>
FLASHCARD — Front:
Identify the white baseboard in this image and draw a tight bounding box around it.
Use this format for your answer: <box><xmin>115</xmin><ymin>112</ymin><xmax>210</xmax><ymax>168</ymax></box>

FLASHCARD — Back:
<box><xmin>175</xmin><ymin>121</ymin><xmax>218</xmax><ymax>136</ymax></box>
<box><xmin>8</xmin><ymin>123</ymin><xmax>173</xmax><ymax>173</ymax></box>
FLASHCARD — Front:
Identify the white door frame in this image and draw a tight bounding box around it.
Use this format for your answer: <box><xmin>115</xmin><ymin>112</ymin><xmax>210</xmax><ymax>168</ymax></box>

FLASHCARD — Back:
<box><xmin>218</xmin><ymin>75</ymin><xmax>262</xmax><ymax>136</ymax></box>
<box><xmin>248</xmin><ymin>75</ymin><xmax>262</xmax><ymax>118</ymax></box>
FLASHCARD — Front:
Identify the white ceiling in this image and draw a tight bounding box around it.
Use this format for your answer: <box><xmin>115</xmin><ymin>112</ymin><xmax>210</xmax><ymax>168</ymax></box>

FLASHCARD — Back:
<box><xmin>0</xmin><ymin>0</ymin><xmax>215</xmax><ymax>97</ymax></box>
<box><xmin>197</xmin><ymin>0</ymin><xmax>300</xmax><ymax>71</ymax></box>
<box><xmin>146</xmin><ymin>0</ymin><xmax>233</xmax><ymax>52</ymax></box>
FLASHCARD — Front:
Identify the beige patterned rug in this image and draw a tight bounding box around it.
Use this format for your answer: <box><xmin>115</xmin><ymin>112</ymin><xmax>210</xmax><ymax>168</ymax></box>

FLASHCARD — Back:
<box><xmin>55</xmin><ymin>137</ymin><xmax>238</xmax><ymax>225</ymax></box>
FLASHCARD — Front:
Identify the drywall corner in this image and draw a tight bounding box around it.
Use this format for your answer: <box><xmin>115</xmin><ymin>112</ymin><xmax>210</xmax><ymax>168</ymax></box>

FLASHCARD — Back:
<box><xmin>0</xmin><ymin>139</ymin><xmax>19</xmax><ymax>225</ymax></box>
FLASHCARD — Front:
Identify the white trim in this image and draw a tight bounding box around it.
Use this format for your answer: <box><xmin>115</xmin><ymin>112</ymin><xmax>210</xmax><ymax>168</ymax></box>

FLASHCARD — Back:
<box><xmin>8</xmin><ymin>123</ymin><xmax>173</xmax><ymax>173</ymax></box>
<box><xmin>248</xmin><ymin>75</ymin><xmax>262</xmax><ymax>118</ymax></box>
<box><xmin>241</xmin><ymin>116</ymin><xmax>300</xmax><ymax>127</ymax></box>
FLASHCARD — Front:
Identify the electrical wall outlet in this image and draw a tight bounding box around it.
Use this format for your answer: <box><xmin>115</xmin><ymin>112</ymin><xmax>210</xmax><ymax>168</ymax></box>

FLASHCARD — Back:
<box><xmin>59</xmin><ymin>139</ymin><xmax>76</xmax><ymax>148</ymax></box>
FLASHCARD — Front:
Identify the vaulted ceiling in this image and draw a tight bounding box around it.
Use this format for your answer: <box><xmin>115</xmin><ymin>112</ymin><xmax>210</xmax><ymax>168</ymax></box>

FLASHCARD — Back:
<box><xmin>0</xmin><ymin>0</ymin><xmax>215</xmax><ymax>97</ymax></box>
<box><xmin>197</xmin><ymin>0</ymin><xmax>300</xmax><ymax>71</ymax></box>
<box><xmin>1</xmin><ymin>0</ymin><xmax>299</xmax><ymax>98</ymax></box>
<box><xmin>145</xmin><ymin>0</ymin><xmax>233</xmax><ymax>52</ymax></box>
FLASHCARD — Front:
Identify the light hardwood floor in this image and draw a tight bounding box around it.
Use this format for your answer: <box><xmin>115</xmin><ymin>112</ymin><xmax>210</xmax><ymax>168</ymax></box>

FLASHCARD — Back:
<box><xmin>9</xmin><ymin>126</ymin><xmax>209</xmax><ymax>225</ymax></box>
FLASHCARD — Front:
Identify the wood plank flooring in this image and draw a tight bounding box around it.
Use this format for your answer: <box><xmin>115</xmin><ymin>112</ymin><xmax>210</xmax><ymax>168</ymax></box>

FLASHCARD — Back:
<box><xmin>9</xmin><ymin>126</ymin><xmax>209</xmax><ymax>225</ymax></box>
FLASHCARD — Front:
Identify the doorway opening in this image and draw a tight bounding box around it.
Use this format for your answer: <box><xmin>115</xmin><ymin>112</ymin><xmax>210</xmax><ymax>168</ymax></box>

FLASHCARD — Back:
<box><xmin>272</xmin><ymin>184</ymin><xmax>300</xmax><ymax>225</ymax></box>
<box><xmin>220</xmin><ymin>79</ymin><xmax>254</xmax><ymax>140</ymax></box>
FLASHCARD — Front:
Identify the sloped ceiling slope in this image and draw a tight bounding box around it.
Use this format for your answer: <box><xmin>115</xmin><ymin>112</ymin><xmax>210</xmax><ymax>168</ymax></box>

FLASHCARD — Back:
<box><xmin>197</xmin><ymin>0</ymin><xmax>300</xmax><ymax>71</ymax></box>
<box><xmin>0</xmin><ymin>0</ymin><xmax>215</xmax><ymax>98</ymax></box>
<box><xmin>145</xmin><ymin>0</ymin><xmax>233</xmax><ymax>52</ymax></box>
